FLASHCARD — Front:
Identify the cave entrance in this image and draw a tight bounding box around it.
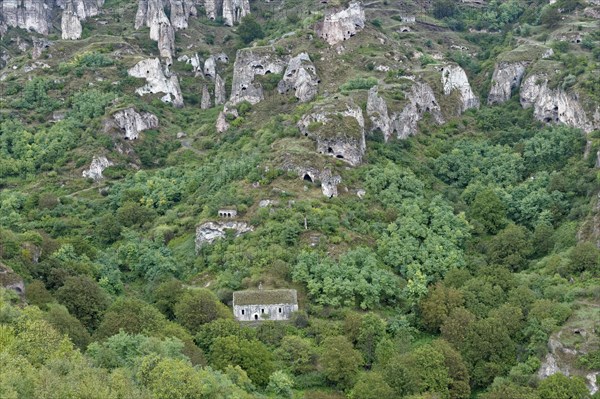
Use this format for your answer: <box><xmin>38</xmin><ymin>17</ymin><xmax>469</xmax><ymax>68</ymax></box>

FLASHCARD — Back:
<box><xmin>303</xmin><ymin>174</ymin><xmax>313</xmax><ymax>183</ymax></box>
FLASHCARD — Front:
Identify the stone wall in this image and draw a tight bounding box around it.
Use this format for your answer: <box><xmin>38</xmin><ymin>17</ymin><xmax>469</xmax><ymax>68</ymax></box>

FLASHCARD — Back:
<box><xmin>233</xmin><ymin>303</ymin><xmax>298</xmax><ymax>321</ymax></box>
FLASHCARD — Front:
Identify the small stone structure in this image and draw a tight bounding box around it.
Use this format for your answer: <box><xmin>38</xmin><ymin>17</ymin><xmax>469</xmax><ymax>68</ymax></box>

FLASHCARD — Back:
<box><xmin>218</xmin><ymin>209</ymin><xmax>237</xmax><ymax>218</ymax></box>
<box><xmin>233</xmin><ymin>289</ymin><xmax>298</xmax><ymax>321</ymax></box>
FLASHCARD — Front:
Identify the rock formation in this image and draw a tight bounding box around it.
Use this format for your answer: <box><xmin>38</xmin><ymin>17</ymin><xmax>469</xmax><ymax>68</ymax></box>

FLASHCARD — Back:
<box><xmin>204</xmin><ymin>0</ymin><xmax>223</xmax><ymax>20</ymax></box>
<box><xmin>520</xmin><ymin>74</ymin><xmax>596</xmax><ymax>133</ymax></box>
<box><xmin>113</xmin><ymin>107</ymin><xmax>159</xmax><ymax>139</ymax></box>
<box><xmin>177</xmin><ymin>53</ymin><xmax>202</xmax><ymax>73</ymax></box>
<box><xmin>195</xmin><ymin>221</ymin><xmax>253</xmax><ymax>249</ymax></box>
<box><xmin>128</xmin><ymin>58</ymin><xmax>184</xmax><ymax>107</ymax></box>
<box><xmin>320</xmin><ymin>169</ymin><xmax>342</xmax><ymax>198</ymax></box>
<box><xmin>229</xmin><ymin>48</ymin><xmax>286</xmax><ymax>105</ymax></box>
<box><xmin>0</xmin><ymin>263</ymin><xmax>25</xmax><ymax>297</ymax></box>
<box><xmin>441</xmin><ymin>64</ymin><xmax>479</xmax><ymax>112</ymax></box>
<box><xmin>135</xmin><ymin>0</ymin><xmax>175</xmax><ymax>60</ymax></box>
<box><xmin>203</xmin><ymin>55</ymin><xmax>216</xmax><ymax>80</ymax></box>
<box><xmin>215</xmin><ymin>74</ymin><xmax>227</xmax><ymax>105</ymax></box>
<box><xmin>316</xmin><ymin>1</ymin><xmax>365</xmax><ymax>46</ymax></box>
<box><xmin>216</xmin><ymin>104</ymin><xmax>238</xmax><ymax>132</ymax></box>
<box><xmin>222</xmin><ymin>0</ymin><xmax>250</xmax><ymax>26</ymax></box>
<box><xmin>298</xmin><ymin>100</ymin><xmax>366</xmax><ymax>166</ymax></box>
<box><xmin>201</xmin><ymin>84</ymin><xmax>211</xmax><ymax>109</ymax></box>
<box><xmin>168</xmin><ymin>0</ymin><xmax>196</xmax><ymax>29</ymax></box>
<box><xmin>61</xmin><ymin>3</ymin><xmax>82</xmax><ymax>40</ymax></box>
<box><xmin>367</xmin><ymin>82</ymin><xmax>444</xmax><ymax>140</ymax></box>
<box><xmin>488</xmin><ymin>61</ymin><xmax>529</xmax><ymax>105</ymax></box>
<box><xmin>278</xmin><ymin>52</ymin><xmax>319</xmax><ymax>102</ymax></box>
<box><xmin>82</xmin><ymin>155</ymin><xmax>113</xmax><ymax>180</ymax></box>
<box><xmin>32</xmin><ymin>37</ymin><xmax>51</xmax><ymax>59</ymax></box>
<box><xmin>1</xmin><ymin>0</ymin><xmax>52</xmax><ymax>35</ymax></box>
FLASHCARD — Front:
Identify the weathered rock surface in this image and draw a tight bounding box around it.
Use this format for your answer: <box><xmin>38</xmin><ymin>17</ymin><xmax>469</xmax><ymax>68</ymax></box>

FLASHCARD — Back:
<box><xmin>32</xmin><ymin>37</ymin><xmax>51</xmax><ymax>59</ymax></box>
<box><xmin>61</xmin><ymin>4</ymin><xmax>82</xmax><ymax>40</ymax></box>
<box><xmin>177</xmin><ymin>53</ymin><xmax>202</xmax><ymax>73</ymax></box>
<box><xmin>168</xmin><ymin>0</ymin><xmax>196</xmax><ymax>29</ymax></box>
<box><xmin>277</xmin><ymin>52</ymin><xmax>319</xmax><ymax>102</ymax></box>
<box><xmin>229</xmin><ymin>48</ymin><xmax>286</xmax><ymax>105</ymax></box>
<box><xmin>203</xmin><ymin>0</ymin><xmax>222</xmax><ymax>20</ymax></box>
<box><xmin>298</xmin><ymin>100</ymin><xmax>366</xmax><ymax>166</ymax></box>
<box><xmin>113</xmin><ymin>107</ymin><xmax>159</xmax><ymax>139</ymax></box>
<box><xmin>195</xmin><ymin>221</ymin><xmax>253</xmax><ymax>249</ymax></box>
<box><xmin>1</xmin><ymin>0</ymin><xmax>52</xmax><ymax>35</ymax></box>
<box><xmin>488</xmin><ymin>61</ymin><xmax>529</xmax><ymax>105</ymax></box>
<box><xmin>203</xmin><ymin>55</ymin><xmax>216</xmax><ymax>79</ymax></box>
<box><xmin>366</xmin><ymin>86</ymin><xmax>394</xmax><ymax>141</ymax></box>
<box><xmin>520</xmin><ymin>74</ymin><xmax>596</xmax><ymax>133</ymax></box>
<box><xmin>316</xmin><ymin>1</ymin><xmax>365</xmax><ymax>45</ymax></box>
<box><xmin>201</xmin><ymin>84</ymin><xmax>211</xmax><ymax>109</ymax></box>
<box><xmin>82</xmin><ymin>155</ymin><xmax>113</xmax><ymax>181</ymax></box>
<box><xmin>320</xmin><ymin>169</ymin><xmax>342</xmax><ymax>198</ymax></box>
<box><xmin>215</xmin><ymin>74</ymin><xmax>227</xmax><ymax>105</ymax></box>
<box><xmin>222</xmin><ymin>0</ymin><xmax>250</xmax><ymax>26</ymax></box>
<box><xmin>441</xmin><ymin>64</ymin><xmax>479</xmax><ymax>112</ymax></box>
<box><xmin>0</xmin><ymin>263</ymin><xmax>25</xmax><ymax>297</ymax></box>
<box><xmin>128</xmin><ymin>58</ymin><xmax>184</xmax><ymax>107</ymax></box>
<box><xmin>135</xmin><ymin>0</ymin><xmax>175</xmax><ymax>60</ymax></box>
<box><xmin>216</xmin><ymin>104</ymin><xmax>238</xmax><ymax>132</ymax></box>
<box><xmin>396</xmin><ymin>82</ymin><xmax>444</xmax><ymax>139</ymax></box>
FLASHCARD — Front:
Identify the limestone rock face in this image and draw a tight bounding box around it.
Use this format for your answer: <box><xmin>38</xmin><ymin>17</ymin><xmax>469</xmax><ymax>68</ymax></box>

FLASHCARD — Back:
<box><xmin>298</xmin><ymin>100</ymin><xmax>366</xmax><ymax>166</ymax></box>
<box><xmin>32</xmin><ymin>37</ymin><xmax>51</xmax><ymax>59</ymax></box>
<box><xmin>61</xmin><ymin>5</ymin><xmax>82</xmax><ymax>40</ymax></box>
<box><xmin>177</xmin><ymin>53</ymin><xmax>202</xmax><ymax>73</ymax></box>
<box><xmin>168</xmin><ymin>0</ymin><xmax>196</xmax><ymax>29</ymax></box>
<box><xmin>222</xmin><ymin>0</ymin><xmax>250</xmax><ymax>26</ymax></box>
<box><xmin>520</xmin><ymin>74</ymin><xmax>596</xmax><ymax>133</ymax></box>
<box><xmin>203</xmin><ymin>55</ymin><xmax>216</xmax><ymax>79</ymax></box>
<box><xmin>113</xmin><ymin>107</ymin><xmax>159</xmax><ymax>139</ymax></box>
<box><xmin>320</xmin><ymin>169</ymin><xmax>342</xmax><ymax>198</ymax></box>
<box><xmin>82</xmin><ymin>155</ymin><xmax>113</xmax><ymax>181</ymax></box>
<box><xmin>201</xmin><ymin>84</ymin><xmax>211</xmax><ymax>109</ymax></box>
<box><xmin>366</xmin><ymin>86</ymin><xmax>393</xmax><ymax>141</ymax></box>
<box><xmin>195</xmin><ymin>221</ymin><xmax>253</xmax><ymax>249</ymax></box>
<box><xmin>216</xmin><ymin>104</ymin><xmax>238</xmax><ymax>132</ymax></box>
<box><xmin>1</xmin><ymin>0</ymin><xmax>52</xmax><ymax>35</ymax></box>
<box><xmin>215</xmin><ymin>74</ymin><xmax>227</xmax><ymax>105</ymax></box>
<box><xmin>316</xmin><ymin>1</ymin><xmax>365</xmax><ymax>45</ymax></box>
<box><xmin>0</xmin><ymin>263</ymin><xmax>25</xmax><ymax>297</ymax></box>
<box><xmin>135</xmin><ymin>0</ymin><xmax>175</xmax><ymax>60</ymax></box>
<box><xmin>60</xmin><ymin>0</ymin><xmax>105</xmax><ymax>40</ymax></box>
<box><xmin>488</xmin><ymin>61</ymin><xmax>528</xmax><ymax>105</ymax></box>
<box><xmin>203</xmin><ymin>0</ymin><xmax>223</xmax><ymax>20</ymax></box>
<box><xmin>396</xmin><ymin>82</ymin><xmax>444</xmax><ymax>139</ymax></box>
<box><xmin>441</xmin><ymin>64</ymin><xmax>479</xmax><ymax>112</ymax></box>
<box><xmin>229</xmin><ymin>48</ymin><xmax>286</xmax><ymax>105</ymax></box>
<box><xmin>277</xmin><ymin>52</ymin><xmax>319</xmax><ymax>102</ymax></box>
<box><xmin>128</xmin><ymin>58</ymin><xmax>184</xmax><ymax>107</ymax></box>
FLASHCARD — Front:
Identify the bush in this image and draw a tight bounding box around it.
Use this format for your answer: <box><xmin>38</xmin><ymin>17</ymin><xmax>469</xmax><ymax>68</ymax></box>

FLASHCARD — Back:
<box><xmin>237</xmin><ymin>15</ymin><xmax>264</xmax><ymax>44</ymax></box>
<box><xmin>340</xmin><ymin>77</ymin><xmax>378</xmax><ymax>91</ymax></box>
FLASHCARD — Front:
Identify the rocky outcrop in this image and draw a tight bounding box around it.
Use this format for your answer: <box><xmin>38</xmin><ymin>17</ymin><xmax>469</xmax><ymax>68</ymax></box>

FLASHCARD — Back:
<box><xmin>441</xmin><ymin>64</ymin><xmax>479</xmax><ymax>112</ymax></box>
<box><xmin>203</xmin><ymin>55</ymin><xmax>216</xmax><ymax>79</ymax></box>
<box><xmin>177</xmin><ymin>53</ymin><xmax>202</xmax><ymax>73</ymax></box>
<box><xmin>366</xmin><ymin>86</ymin><xmax>394</xmax><ymax>141</ymax></box>
<box><xmin>320</xmin><ymin>169</ymin><xmax>342</xmax><ymax>198</ymax></box>
<box><xmin>229</xmin><ymin>48</ymin><xmax>286</xmax><ymax>105</ymax></box>
<box><xmin>520</xmin><ymin>74</ymin><xmax>596</xmax><ymax>133</ymax></box>
<box><xmin>1</xmin><ymin>0</ymin><xmax>52</xmax><ymax>35</ymax></box>
<box><xmin>0</xmin><ymin>263</ymin><xmax>25</xmax><ymax>297</ymax></box>
<box><xmin>195</xmin><ymin>221</ymin><xmax>253</xmax><ymax>249</ymax></box>
<box><xmin>128</xmin><ymin>58</ymin><xmax>184</xmax><ymax>107</ymax></box>
<box><xmin>204</xmin><ymin>0</ymin><xmax>223</xmax><ymax>20</ymax></box>
<box><xmin>298</xmin><ymin>100</ymin><xmax>366</xmax><ymax>166</ymax></box>
<box><xmin>201</xmin><ymin>84</ymin><xmax>211</xmax><ymax>109</ymax></box>
<box><xmin>32</xmin><ymin>37</ymin><xmax>52</xmax><ymax>59</ymax></box>
<box><xmin>113</xmin><ymin>107</ymin><xmax>159</xmax><ymax>139</ymax></box>
<box><xmin>82</xmin><ymin>155</ymin><xmax>113</xmax><ymax>180</ymax></box>
<box><xmin>215</xmin><ymin>74</ymin><xmax>227</xmax><ymax>105</ymax></box>
<box><xmin>488</xmin><ymin>61</ymin><xmax>529</xmax><ymax>105</ymax></box>
<box><xmin>316</xmin><ymin>1</ymin><xmax>365</xmax><ymax>45</ymax></box>
<box><xmin>135</xmin><ymin>0</ymin><xmax>175</xmax><ymax>60</ymax></box>
<box><xmin>168</xmin><ymin>0</ymin><xmax>196</xmax><ymax>29</ymax></box>
<box><xmin>222</xmin><ymin>0</ymin><xmax>250</xmax><ymax>26</ymax></box>
<box><xmin>396</xmin><ymin>82</ymin><xmax>444</xmax><ymax>139</ymax></box>
<box><xmin>216</xmin><ymin>104</ymin><xmax>238</xmax><ymax>132</ymax></box>
<box><xmin>277</xmin><ymin>52</ymin><xmax>319</xmax><ymax>102</ymax></box>
<box><xmin>61</xmin><ymin>4</ymin><xmax>82</xmax><ymax>40</ymax></box>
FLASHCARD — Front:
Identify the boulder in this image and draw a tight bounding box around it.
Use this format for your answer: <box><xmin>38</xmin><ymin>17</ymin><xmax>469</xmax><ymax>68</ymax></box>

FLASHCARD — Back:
<box><xmin>32</xmin><ymin>37</ymin><xmax>52</xmax><ymax>59</ymax></box>
<box><xmin>112</xmin><ymin>107</ymin><xmax>159</xmax><ymax>139</ymax></box>
<box><xmin>216</xmin><ymin>104</ymin><xmax>238</xmax><ymax>132</ymax></box>
<box><xmin>82</xmin><ymin>155</ymin><xmax>113</xmax><ymax>181</ymax></box>
<box><xmin>488</xmin><ymin>61</ymin><xmax>529</xmax><ymax>105</ymax></box>
<box><xmin>128</xmin><ymin>58</ymin><xmax>184</xmax><ymax>107</ymax></box>
<box><xmin>441</xmin><ymin>64</ymin><xmax>479</xmax><ymax>112</ymax></box>
<box><xmin>316</xmin><ymin>1</ymin><xmax>365</xmax><ymax>46</ymax></box>
<box><xmin>229</xmin><ymin>48</ymin><xmax>286</xmax><ymax>105</ymax></box>
<box><xmin>195</xmin><ymin>221</ymin><xmax>253</xmax><ymax>249</ymax></box>
<box><xmin>277</xmin><ymin>52</ymin><xmax>319</xmax><ymax>102</ymax></box>
<box><xmin>168</xmin><ymin>0</ymin><xmax>196</xmax><ymax>29</ymax></box>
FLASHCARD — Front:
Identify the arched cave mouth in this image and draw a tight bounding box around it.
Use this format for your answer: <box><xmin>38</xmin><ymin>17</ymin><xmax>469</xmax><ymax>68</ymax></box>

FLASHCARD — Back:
<box><xmin>303</xmin><ymin>174</ymin><xmax>313</xmax><ymax>183</ymax></box>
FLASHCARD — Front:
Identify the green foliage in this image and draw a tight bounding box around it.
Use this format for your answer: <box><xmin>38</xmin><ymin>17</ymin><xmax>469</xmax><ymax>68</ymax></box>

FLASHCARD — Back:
<box><xmin>209</xmin><ymin>336</ymin><xmax>275</xmax><ymax>386</ymax></box>
<box><xmin>174</xmin><ymin>289</ymin><xmax>231</xmax><ymax>333</ymax></box>
<box><xmin>340</xmin><ymin>77</ymin><xmax>378</xmax><ymax>92</ymax></box>
<box><xmin>238</xmin><ymin>15</ymin><xmax>264</xmax><ymax>44</ymax></box>
<box><xmin>320</xmin><ymin>335</ymin><xmax>363</xmax><ymax>390</ymax></box>
<box><xmin>350</xmin><ymin>372</ymin><xmax>395</xmax><ymax>399</ymax></box>
<box><xmin>537</xmin><ymin>373</ymin><xmax>590</xmax><ymax>399</ymax></box>
<box><xmin>487</xmin><ymin>224</ymin><xmax>533</xmax><ymax>271</ymax></box>
<box><xmin>55</xmin><ymin>276</ymin><xmax>110</xmax><ymax>331</ymax></box>
<box><xmin>10</xmin><ymin>77</ymin><xmax>59</xmax><ymax>113</ymax></box>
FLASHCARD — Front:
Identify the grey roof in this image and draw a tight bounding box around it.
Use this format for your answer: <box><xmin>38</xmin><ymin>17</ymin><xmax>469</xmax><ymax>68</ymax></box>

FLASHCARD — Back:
<box><xmin>233</xmin><ymin>289</ymin><xmax>297</xmax><ymax>306</ymax></box>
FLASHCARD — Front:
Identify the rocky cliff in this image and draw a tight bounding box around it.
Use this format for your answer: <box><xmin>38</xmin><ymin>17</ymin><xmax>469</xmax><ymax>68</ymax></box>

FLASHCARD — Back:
<box><xmin>82</xmin><ymin>155</ymin><xmax>113</xmax><ymax>181</ymax></box>
<box><xmin>488</xmin><ymin>61</ymin><xmax>529</xmax><ymax>105</ymax></box>
<box><xmin>316</xmin><ymin>1</ymin><xmax>365</xmax><ymax>46</ymax></box>
<box><xmin>1</xmin><ymin>0</ymin><xmax>52</xmax><ymax>35</ymax></box>
<box><xmin>128</xmin><ymin>58</ymin><xmax>184</xmax><ymax>107</ymax></box>
<box><xmin>229</xmin><ymin>48</ymin><xmax>287</xmax><ymax>105</ymax></box>
<box><xmin>278</xmin><ymin>53</ymin><xmax>319</xmax><ymax>103</ymax></box>
<box><xmin>195</xmin><ymin>221</ymin><xmax>253</xmax><ymax>249</ymax></box>
<box><xmin>298</xmin><ymin>99</ymin><xmax>366</xmax><ymax>166</ymax></box>
<box><xmin>441</xmin><ymin>64</ymin><xmax>479</xmax><ymax>112</ymax></box>
<box><xmin>112</xmin><ymin>107</ymin><xmax>160</xmax><ymax>139</ymax></box>
<box><xmin>520</xmin><ymin>74</ymin><xmax>597</xmax><ymax>133</ymax></box>
<box><xmin>135</xmin><ymin>0</ymin><xmax>175</xmax><ymax>61</ymax></box>
<box><xmin>222</xmin><ymin>0</ymin><xmax>250</xmax><ymax>26</ymax></box>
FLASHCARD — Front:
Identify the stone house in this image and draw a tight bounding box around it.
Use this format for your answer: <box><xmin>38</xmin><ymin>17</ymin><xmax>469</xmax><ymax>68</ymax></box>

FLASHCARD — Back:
<box><xmin>218</xmin><ymin>209</ymin><xmax>237</xmax><ymax>218</ymax></box>
<box><xmin>233</xmin><ymin>289</ymin><xmax>298</xmax><ymax>321</ymax></box>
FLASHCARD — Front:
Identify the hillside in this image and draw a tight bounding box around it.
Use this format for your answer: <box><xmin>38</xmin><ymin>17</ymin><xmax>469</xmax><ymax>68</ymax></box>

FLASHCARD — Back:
<box><xmin>1</xmin><ymin>0</ymin><xmax>600</xmax><ymax>397</ymax></box>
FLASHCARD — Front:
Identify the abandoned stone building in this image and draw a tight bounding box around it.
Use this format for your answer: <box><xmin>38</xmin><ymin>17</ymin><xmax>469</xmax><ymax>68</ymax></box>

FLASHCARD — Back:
<box><xmin>218</xmin><ymin>209</ymin><xmax>237</xmax><ymax>218</ymax></box>
<box><xmin>233</xmin><ymin>289</ymin><xmax>298</xmax><ymax>321</ymax></box>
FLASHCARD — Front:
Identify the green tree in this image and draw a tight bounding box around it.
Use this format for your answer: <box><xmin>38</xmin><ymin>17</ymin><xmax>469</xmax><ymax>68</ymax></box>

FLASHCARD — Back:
<box><xmin>420</xmin><ymin>283</ymin><xmax>464</xmax><ymax>332</ymax></box>
<box><xmin>487</xmin><ymin>224</ymin><xmax>533</xmax><ymax>271</ymax></box>
<box><xmin>537</xmin><ymin>373</ymin><xmax>590</xmax><ymax>399</ymax></box>
<box><xmin>55</xmin><ymin>275</ymin><xmax>110</xmax><ymax>331</ymax></box>
<box><xmin>275</xmin><ymin>335</ymin><xmax>317</xmax><ymax>375</ymax></box>
<box><xmin>94</xmin><ymin>297</ymin><xmax>168</xmax><ymax>339</ymax></box>
<box><xmin>267</xmin><ymin>370</ymin><xmax>294</xmax><ymax>399</ymax></box>
<box><xmin>350</xmin><ymin>372</ymin><xmax>395</xmax><ymax>399</ymax></box>
<box><xmin>357</xmin><ymin>313</ymin><xmax>387</xmax><ymax>367</ymax></box>
<box><xmin>469</xmin><ymin>188</ymin><xmax>507</xmax><ymax>234</ymax></box>
<box><xmin>44</xmin><ymin>304</ymin><xmax>91</xmax><ymax>349</ymax></box>
<box><xmin>237</xmin><ymin>15</ymin><xmax>264</xmax><ymax>44</ymax></box>
<box><xmin>568</xmin><ymin>242</ymin><xmax>600</xmax><ymax>275</ymax></box>
<box><xmin>320</xmin><ymin>335</ymin><xmax>363</xmax><ymax>390</ymax></box>
<box><xmin>174</xmin><ymin>289</ymin><xmax>231</xmax><ymax>333</ymax></box>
